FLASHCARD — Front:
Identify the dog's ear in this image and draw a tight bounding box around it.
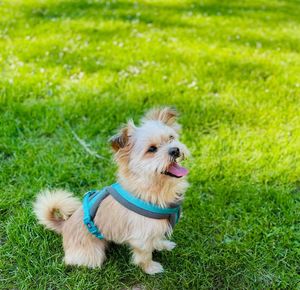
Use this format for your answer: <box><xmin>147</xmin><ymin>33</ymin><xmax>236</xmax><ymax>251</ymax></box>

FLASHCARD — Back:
<box><xmin>143</xmin><ymin>107</ymin><xmax>177</xmax><ymax>126</ymax></box>
<box><xmin>143</xmin><ymin>107</ymin><xmax>180</xmax><ymax>130</ymax></box>
<box><xmin>110</xmin><ymin>120</ymin><xmax>135</xmax><ymax>152</ymax></box>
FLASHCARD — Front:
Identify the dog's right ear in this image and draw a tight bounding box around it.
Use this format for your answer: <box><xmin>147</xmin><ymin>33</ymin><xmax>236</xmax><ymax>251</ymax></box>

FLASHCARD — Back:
<box><xmin>143</xmin><ymin>107</ymin><xmax>178</xmax><ymax>126</ymax></box>
<box><xmin>143</xmin><ymin>107</ymin><xmax>181</xmax><ymax>131</ymax></box>
<box><xmin>109</xmin><ymin>120</ymin><xmax>135</xmax><ymax>152</ymax></box>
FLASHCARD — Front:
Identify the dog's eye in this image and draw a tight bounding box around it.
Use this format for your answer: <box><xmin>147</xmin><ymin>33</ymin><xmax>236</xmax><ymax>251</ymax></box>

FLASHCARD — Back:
<box><xmin>147</xmin><ymin>146</ymin><xmax>158</xmax><ymax>153</ymax></box>
<box><xmin>170</xmin><ymin>135</ymin><xmax>174</xmax><ymax>140</ymax></box>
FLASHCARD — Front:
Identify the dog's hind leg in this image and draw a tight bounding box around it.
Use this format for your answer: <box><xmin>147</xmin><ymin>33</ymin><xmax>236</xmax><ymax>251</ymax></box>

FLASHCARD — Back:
<box><xmin>62</xmin><ymin>208</ymin><xmax>107</xmax><ymax>268</ymax></box>
<box><xmin>64</xmin><ymin>238</ymin><xmax>107</xmax><ymax>268</ymax></box>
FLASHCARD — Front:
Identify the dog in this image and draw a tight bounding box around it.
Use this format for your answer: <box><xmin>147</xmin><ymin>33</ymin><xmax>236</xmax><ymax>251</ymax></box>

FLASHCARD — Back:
<box><xmin>33</xmin><ymin>107</ymin><xmax>189</xmax><ymax>275</ymax></box>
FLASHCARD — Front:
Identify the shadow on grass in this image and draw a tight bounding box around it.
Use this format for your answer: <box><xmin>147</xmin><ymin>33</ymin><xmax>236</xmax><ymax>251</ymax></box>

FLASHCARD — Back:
<box><xmin>14</xmin><ymin>0</ymin><xmax>299</xmax><ymax>61</ymax></box>
<box><xmin>24</xmin><ymin>0</ymin><xmax>300</xmax><ymax>28</ymax></box>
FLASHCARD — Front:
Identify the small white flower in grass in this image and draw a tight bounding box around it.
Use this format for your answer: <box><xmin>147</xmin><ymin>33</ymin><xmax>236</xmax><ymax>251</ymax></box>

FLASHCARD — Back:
<box><xmin>187</xmin><ymin>81</ymin><xmax>197</xmax><ymax>88</ymax></box>
<box><xmin>140</xmin><ymin>61</ymin><xmax>149</xmax><ymax>67</ymax></box>
<box><xmin>9</xmin><ymin>79</ymin><xmax>13</xmax><ymax>84</ymax></box>
<box><xmin>40</xmin><ymin>68</ymin><xmax>45</xmax><ymax>73</ymax></box>
<box><xmin>128</xmin><ymin>66</ymin><xmax>140</xmax><ymax>75</ymax></box>
<box><xmin>256</xmin><ymin>42</ymin><xmax>262</xmax><ymax>48</ymax></box>
<box><xmin>70</xmin><ymin>72</ymin><xmax>84</xmax><ymax>81</ymax></box>
<box><xmin>177</xmin><ymin>79</ymin><xmax>187</xmax><ymax>86</ymax></box>
<box><xmin>113</xmin><ymin>41</ymin><xmax>123</xmax><ymax>47</ymax></box>
<box><xmin>118</xmin><ymin>70</ymin><xmax>129</xmax><ymax>79</ymax></box>
<box><xmin>135</xmin><ymin>32</ymin><xmax>144</xmax><ymax>38</ymax></box>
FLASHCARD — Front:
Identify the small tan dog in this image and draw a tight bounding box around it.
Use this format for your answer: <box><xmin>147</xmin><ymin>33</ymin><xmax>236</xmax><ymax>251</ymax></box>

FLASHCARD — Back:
<box><xmin>34</xmin><ymin>107</ymin><xmax>189</xmax><ymax>274</ymax></box>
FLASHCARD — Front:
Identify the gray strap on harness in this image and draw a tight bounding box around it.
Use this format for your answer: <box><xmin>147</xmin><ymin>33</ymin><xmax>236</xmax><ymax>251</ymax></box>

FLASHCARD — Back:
<box><xmin>89</xmin><ymin>186</ymin><xmax>180</xmax><ymax>228</ymax></box>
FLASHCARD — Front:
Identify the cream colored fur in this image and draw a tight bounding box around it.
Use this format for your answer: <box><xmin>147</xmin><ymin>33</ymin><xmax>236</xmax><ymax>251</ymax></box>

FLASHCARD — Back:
<box><xmin>33</xmin><ymin>107</ymin><xmax>189</xmax><ymax>275</ymax></box>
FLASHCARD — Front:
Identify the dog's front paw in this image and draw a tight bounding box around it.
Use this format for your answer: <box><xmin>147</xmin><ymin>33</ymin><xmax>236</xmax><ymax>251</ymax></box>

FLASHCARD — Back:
<box><xmin>144</xmin><ymin>261</ymin><xmax>164</xmax><ymax>275</ymax></box>
<box><xmin>163</xmin><ymin>240</ymin><xmax>176</xmax><ymax>251</ymax></box>
<box><xmin>155</xmin><ymin>240</ymin><xmax>176</xmax><ymax>251</ymax></box>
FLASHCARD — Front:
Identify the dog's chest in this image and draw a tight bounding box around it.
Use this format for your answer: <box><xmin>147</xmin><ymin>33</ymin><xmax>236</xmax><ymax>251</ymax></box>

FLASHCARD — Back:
<box><xmin>93</xmin><ymin>195</ymin><xmax>171</xmax><ymax>243</ymax></box>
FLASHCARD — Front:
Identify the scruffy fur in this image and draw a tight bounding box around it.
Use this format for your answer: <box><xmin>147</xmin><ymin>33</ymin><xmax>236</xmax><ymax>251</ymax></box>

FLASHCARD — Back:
<box><xmin>34</xmin><ymin>107</ymin><xmax>189</xmax><ymax>274</ymax></box>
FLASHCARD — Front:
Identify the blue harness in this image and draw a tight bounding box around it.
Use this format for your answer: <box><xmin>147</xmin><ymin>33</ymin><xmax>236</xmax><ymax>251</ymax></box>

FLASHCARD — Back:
<box><xmin>83</xmin><ymin>183</ymin><xmax>181</xmax><ymax>239</ymax></box>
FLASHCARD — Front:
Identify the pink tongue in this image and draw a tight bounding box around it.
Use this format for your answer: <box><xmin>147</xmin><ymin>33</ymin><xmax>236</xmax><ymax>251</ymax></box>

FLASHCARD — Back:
<box><xmin>168</xmin><ymin>163</ymin><xmax>189</xmax><ymax>177</ymax></box>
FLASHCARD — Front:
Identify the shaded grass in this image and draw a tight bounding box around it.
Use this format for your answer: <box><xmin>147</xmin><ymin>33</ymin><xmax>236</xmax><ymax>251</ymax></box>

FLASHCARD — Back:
<box><xmin>1</xmin><ymin>0</ymin><xmax>300</xmax><ymax>289</ymax></box>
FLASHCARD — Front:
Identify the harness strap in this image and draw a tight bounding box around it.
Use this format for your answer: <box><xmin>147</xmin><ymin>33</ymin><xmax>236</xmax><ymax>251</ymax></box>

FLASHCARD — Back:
<box><xmin>83</xmin><ymin>183</ymin><xmax>181</xmax><ymax>240</ymax></box>
<box><xmin>83</xmin><ymin>188</ymin><xmax>109</xmax><ymax>239</ymax></box>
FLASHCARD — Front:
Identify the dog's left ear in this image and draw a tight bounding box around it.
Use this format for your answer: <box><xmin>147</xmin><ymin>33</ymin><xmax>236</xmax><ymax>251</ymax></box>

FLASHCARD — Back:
<box><xmin>143</xmin><ymin>107</ymin><xmax>181</xmax><ymax>131</ymax></box>
<box><xmin>110</xmin><ymin>120</ymin><xmax>135</xmax><ymax>152</ymax></box>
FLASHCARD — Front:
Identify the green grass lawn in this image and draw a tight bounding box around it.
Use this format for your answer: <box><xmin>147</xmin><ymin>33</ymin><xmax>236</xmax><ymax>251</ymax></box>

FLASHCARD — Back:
<box><xmin>1</xmin><ymin>0</ymin><xmax>300</xmax><ymax>288</ymax></box>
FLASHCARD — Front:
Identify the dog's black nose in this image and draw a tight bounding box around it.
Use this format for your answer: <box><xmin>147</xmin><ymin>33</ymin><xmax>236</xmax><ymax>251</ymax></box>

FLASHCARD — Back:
<box><xmin>169</xmin><ymin>147</ymin><xmax>180</xmax><ymax>158</ymax></box>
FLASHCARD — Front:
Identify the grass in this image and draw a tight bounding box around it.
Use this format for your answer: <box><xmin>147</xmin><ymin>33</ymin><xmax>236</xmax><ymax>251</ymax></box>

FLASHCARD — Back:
<box><xmin>0</xmin><ymin>0</ymin><xmax>300</xmax><ymax>288</ymax></box>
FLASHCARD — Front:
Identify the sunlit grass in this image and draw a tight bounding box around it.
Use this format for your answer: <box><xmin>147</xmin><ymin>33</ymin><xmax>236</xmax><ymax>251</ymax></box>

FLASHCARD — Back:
<box><xmin>1</xmin><ymin>0</ymin><xmax>300</xmax><ymax>289</ymax></box>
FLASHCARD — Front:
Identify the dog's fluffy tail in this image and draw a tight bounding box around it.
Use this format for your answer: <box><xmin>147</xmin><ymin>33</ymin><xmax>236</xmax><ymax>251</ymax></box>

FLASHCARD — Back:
<box><xmin>33</xmin><ymin>189</ymin><xmax>81</xmax><ymax>234</ymax></box>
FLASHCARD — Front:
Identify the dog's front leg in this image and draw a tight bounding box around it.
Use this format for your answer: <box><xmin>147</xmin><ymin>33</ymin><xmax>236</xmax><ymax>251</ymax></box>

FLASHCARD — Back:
<box><xmin>130</xmin><ymin>240</ymin><xmax>164</xmax><ymax>275</ymax></box>
<box><xmin>153</xmin><ymin>239</ymin><xmax>176</xmax><ymax>251</ymax></box>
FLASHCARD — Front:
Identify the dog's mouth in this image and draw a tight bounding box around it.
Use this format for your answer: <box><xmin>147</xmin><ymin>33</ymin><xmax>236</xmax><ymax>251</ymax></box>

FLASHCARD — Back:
<box><xmin>162</xmin><ymin>162</ymin><xmax>189</xmax><ymax>178</ymax></box>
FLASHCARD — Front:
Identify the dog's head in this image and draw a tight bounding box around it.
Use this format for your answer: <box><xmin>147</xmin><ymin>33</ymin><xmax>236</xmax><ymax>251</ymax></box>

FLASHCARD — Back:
<box><xmin>110</xmin><ymin>107</ymin><xmax>189</xmax><ymax>185</ymax></box>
